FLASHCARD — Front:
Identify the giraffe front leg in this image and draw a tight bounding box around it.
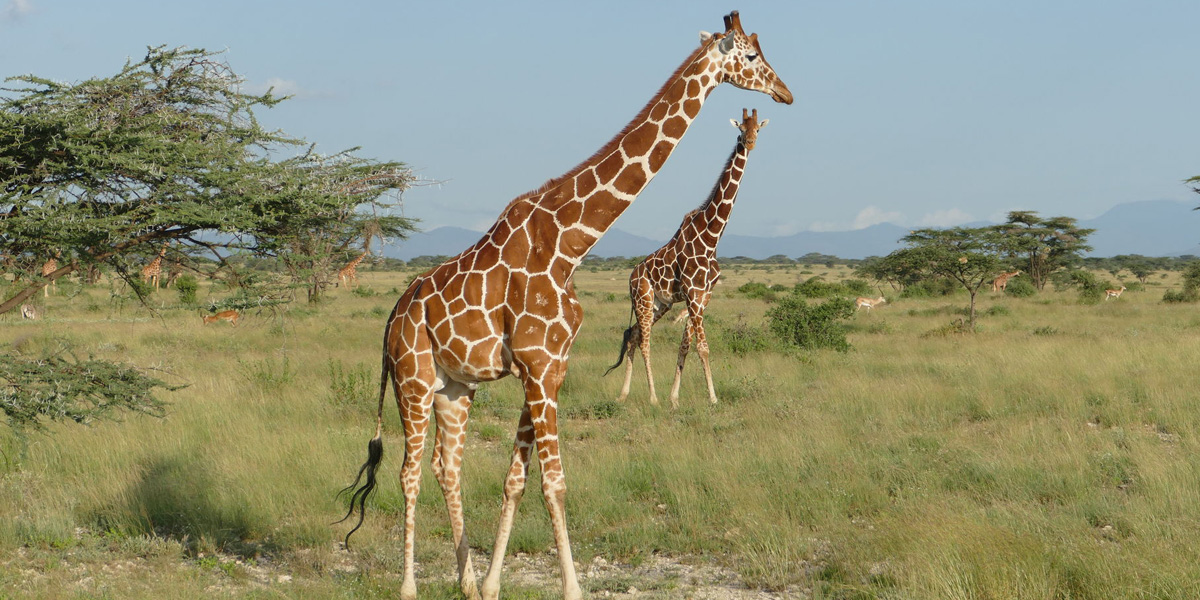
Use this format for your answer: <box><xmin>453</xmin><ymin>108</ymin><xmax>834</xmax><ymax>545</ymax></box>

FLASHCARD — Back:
<box><xmin>432</xmin><ymin>383</ymin><xmax>481</xmax><ymax>600</ymax></box>
<box><xmin>694</xmin><ymin>317</ymin><xmax>718</xmax><ymax>404</ymax></box>
<box><xmin>638</xmin><ymin>318</ymin><xmax>660</xmax><ymax>405</ymax></box>
<box><xmin>525</xmin><ymin>366</ymin><xmax>583</xmax><ymax>600</ymax></box>
<box><xmin>482</xmin><ymin>404</ymin><xmax>534</xmax><ymax>600</ymax></box>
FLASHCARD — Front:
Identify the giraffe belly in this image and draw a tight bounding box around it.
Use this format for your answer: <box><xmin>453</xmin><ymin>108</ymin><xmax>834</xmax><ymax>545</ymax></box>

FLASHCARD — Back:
<box><xmin>431</xmin><ymin>333</ymin><xmax>510</xmax><ymax>384</ymax></box>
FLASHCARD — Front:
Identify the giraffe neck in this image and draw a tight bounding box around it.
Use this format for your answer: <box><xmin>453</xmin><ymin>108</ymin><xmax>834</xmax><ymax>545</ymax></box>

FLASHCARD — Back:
<box><xmin>481</xmin><ymin>43</ymin><xmax>724</xmax><ymax>275</ymax></box>
<box><xmin>684</xmin><ymin>139</ymin><xmax>750</xmax><ymax>246</ymax></box>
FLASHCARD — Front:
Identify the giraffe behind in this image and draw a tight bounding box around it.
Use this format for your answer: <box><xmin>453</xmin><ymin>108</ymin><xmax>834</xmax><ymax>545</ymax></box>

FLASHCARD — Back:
<box><xmin>608</xmin><ymin>108</ymin><xmax>769</xmax><ymax>407</ymax></box>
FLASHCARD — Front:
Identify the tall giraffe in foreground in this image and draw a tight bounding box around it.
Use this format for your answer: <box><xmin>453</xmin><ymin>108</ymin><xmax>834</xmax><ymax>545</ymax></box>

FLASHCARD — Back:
<box><xmin>608</xmin><ymin>108</ymin><xmax>768</xmax><ymax>408</ymax></box>
<box><xmin>991</xmin><ymin>269</ymin><xmax>1020</xmax><ymax>293</ymax></box>
<box><xmin>338</xmin><ymin>12</ymin><xmax>791</xmax><ymax>600</ymax></box>
<box><xmin>141</xmin><ymin>245</ymin><xmax>167</xmax><ymax>290</ymax></box>
<box><xmin>337</xmin><ymin>249</ymin><xmax>370</xmax><ymax>288</ymax></box>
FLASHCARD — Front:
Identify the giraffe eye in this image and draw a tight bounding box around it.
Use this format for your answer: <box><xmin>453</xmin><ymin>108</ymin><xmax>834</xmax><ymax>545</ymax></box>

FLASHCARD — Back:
<box><xmin>746</xmin><ymin>53</ymin><xmax>758</xmax><ymax>62</ymax></box>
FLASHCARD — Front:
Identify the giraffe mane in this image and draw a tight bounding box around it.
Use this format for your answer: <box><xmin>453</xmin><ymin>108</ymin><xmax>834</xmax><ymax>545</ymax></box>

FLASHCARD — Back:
<box><xmin>683</xmin><ymin>139</ymin><xmax>743</xmax><ymax>226</ymax></box>
<box><xmin>495</xmin><ymin>42</ymin><xmax>712</xmax><ymax>217</ymax></box>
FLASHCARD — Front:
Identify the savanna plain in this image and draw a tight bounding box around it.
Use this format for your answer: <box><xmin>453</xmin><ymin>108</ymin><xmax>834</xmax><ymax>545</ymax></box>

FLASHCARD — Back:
<box><xmin>3</xmin><ymin>264</ymin><xmax>1200</xmax><ymax>599</ymax></box>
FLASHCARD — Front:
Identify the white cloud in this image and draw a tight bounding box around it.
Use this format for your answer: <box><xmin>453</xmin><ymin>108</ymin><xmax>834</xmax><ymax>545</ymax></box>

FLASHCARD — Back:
<box><xmin>3</xmin><ymin>0</ymin><xmax>34</xmax><ymax>21</ymax></box>
<box><xmin>851</xmin><ymin>206</ymin><xmax>905</xmax><ymax>230</ymax></box>
<box><xmin>917</xmin><ymin>208</ymin><xmax>974</xmax><ymax>228</ymax></box>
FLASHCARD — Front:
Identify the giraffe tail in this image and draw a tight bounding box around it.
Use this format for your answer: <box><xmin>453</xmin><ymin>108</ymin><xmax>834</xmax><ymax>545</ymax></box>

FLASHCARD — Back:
<box><xmin>333</xmin><ymin>345</ymin><xmax>391</xmax><ymax>549</ymax></box>
<box><xmin>604</xmin><ymin>325</ymin><xmax>636</xmax><ymax>376</ymax></box>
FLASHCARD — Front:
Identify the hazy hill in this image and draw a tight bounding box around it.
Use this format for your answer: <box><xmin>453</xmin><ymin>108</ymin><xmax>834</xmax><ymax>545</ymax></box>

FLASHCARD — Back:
<box><xmin>382</xmin><ymin>200</ymin><xmax>1200</xmax><ymax>261</ymax></box>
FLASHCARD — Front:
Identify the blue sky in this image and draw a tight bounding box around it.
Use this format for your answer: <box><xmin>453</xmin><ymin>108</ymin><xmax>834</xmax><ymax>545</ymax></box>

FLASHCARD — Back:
<box><xmin>3</xmin><ymin>1</ymin><xmax>1198</xmax><ymax>244</ymax></box>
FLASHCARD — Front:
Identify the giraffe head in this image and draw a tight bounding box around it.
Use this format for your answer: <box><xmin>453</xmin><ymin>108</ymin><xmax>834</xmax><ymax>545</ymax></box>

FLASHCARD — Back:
<box><xmin>731</xmin><ymin>108</ymin><xmax>768</xmax><ymax>150</ymax></box>
<box><xmin>700</xmin><ymin>11</ymin><xmax>793</xmax><ymax>105</ymax></box>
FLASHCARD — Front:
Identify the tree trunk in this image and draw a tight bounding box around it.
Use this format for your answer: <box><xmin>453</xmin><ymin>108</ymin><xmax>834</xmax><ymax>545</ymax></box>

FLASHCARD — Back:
<box><xmin>968</xmin><ymin>289</ymin><xmax>977</xmax><ymax>331</ymax></box>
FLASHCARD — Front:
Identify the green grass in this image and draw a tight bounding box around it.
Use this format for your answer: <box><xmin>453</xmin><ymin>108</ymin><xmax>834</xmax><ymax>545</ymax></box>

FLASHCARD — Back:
<box><xmin>3</xmin><ymin>265</ymin><xmax>1200</xmax><ymax>598</ymax></box>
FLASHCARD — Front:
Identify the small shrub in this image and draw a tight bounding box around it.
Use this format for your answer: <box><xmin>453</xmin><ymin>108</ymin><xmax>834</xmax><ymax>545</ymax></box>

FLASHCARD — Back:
<box><xmin>737</xmin><ymin>282</ymin><xmax>776</xmax><ymax>302</ymax></box>
<box><xmin>238</xmin><ymin>356</ymin><xmax>295</xmax><ymax>390</ymax></box>
<box><xmin>351</xmin><ymin>285</ymin><xmax>377</xmax><ymax>298</ymax></box>
<box><xmin>174</xmin><ymin>275</ymin><xmax>199</xmax><ymax>305</ymax></box>
<box><xmin>718</xmin><ymin>315</ymin><xmax>774</xmax><ymax>355</ymax></box>
<box><xmin>765</xmin><ymin>294</ymin><xmax>854</xmax><ymax>352</ymax></box>
<box><xmin>793</xmin><ymin>276</ymin><xmax>840</xmax><ymax>298</ymax></box>
<box><xmin>327</xmin><ymin>359</ymin><xmax>373</xmax><ymax>409</ymax></box>
<box><xmin>922</xmin><ymin>319</ymin><xmax>970</xmax><ymax>338</ymax></box>
<box><xmin>1032</xmin><ymin>326</ymin><xmax>1060</xmax><ymax>336</ymax></box>
<box><xmin>1162</xmin><ymin>288</ymin><xmax>1198</xmax><ymax>303</ymax></box>
<box><xmin>1004</xmin><ymin>277</ymin><xmax>1036</xmax><ymax>297</ymax></box>
<box><xmin>984</xmin><ymin>305</ymin><xmax>1010</xmax><ymax>317</ymax></box>
<box><xmin>902</xmin><ymin>277</ymin><xmax>958</xmax><ymax>298</ymax></box>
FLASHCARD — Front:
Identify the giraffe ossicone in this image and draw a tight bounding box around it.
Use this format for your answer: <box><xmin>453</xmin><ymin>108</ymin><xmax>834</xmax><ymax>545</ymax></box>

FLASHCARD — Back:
<box><xmin>338</xmin><ymin>12</ymin><xmax>791</xmax><ymax>600</ymax></box>
<box><xmin>608</xmin><ymin>107</ymin><xmax>769</xmax><ymax>408</ymax></box>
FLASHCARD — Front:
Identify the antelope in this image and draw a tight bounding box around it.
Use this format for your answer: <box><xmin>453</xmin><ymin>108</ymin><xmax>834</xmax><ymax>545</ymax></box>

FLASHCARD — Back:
<box><xmin>856</xmin><ymin>296</ymin><xmax>887</xmax><ymax>312</ymax></box>
<box><xmin>1104</xmin><ymin>286</ymin><xmax>1127</xmax><ymax>301</ymax></box>
<box><xmin>202</xmin><ymin>309</ymin><xmax>239</xmax><ymax>325</ymax></box>
<box><xmin>20</xmin><ymin>304</ymin><xmax>39</xmax><ymax>320</ymax></box>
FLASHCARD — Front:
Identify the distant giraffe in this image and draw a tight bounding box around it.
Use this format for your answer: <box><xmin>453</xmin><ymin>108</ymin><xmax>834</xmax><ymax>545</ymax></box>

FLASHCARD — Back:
<box><xmin>41</xmin><ymin>255</ymin><xmax>58</xmax><ymax>297</ymax></box>
<box><xmin>165</xmin><ymin>259</ymin><xmax>183</xmax><ymax>288</ymax></box>
<box><xmin>141</xmin><ymin>245</ymin><xmax>168</xmax><ymax>289</ymax></box>
<box><xmin>856</xmin><ymin>295</ymin><xmax>887</xmax><ymax>312</ymax></box>
<box><xmin>607</xmin><ymin>108</ymin><xmax>769</xmax><ymax>407</ymax></box>
<box><xmin>337</xmin><ymin>12</ymin><xmax>792</xmax><ymax>600</ymax></box>
<box><xmin>337</xmin><ymin>249</ymin><xmax>370</xmax><ymax>289</ymax></box>
<box><xmin>991</xmin><ymin>269</ymin><xmax>1021</xmax><ymax>293</ymax></box>
<box><xmin>1105</xmin><ymin>285</ymin><xmax>1127</xmax><ymax>300</ymax></box>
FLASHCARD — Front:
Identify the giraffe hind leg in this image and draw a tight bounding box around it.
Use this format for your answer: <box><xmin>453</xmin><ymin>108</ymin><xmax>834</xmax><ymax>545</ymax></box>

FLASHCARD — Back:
<box><xmin>431</xmin><ymin>380</ymin><xmax>481</xmax><ymax>600</ymax></box>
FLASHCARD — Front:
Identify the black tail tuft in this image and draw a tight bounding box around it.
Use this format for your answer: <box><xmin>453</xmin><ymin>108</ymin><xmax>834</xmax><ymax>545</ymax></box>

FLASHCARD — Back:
<box><xmin>604</xmin><ymin>326</ymin><xmax>636</xmax><ymax>376</ymax></box>
<box><xmin>334</xmin><ymin>435</ymin><xmax>384</xmax><ymax>549</ymax></box>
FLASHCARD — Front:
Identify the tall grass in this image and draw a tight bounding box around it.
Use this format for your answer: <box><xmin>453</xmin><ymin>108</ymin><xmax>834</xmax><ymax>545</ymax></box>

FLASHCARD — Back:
<box><xmin>3</xmin><ymin>266</ymin><xmax>1200</xmax><ymax>597</ymax></box>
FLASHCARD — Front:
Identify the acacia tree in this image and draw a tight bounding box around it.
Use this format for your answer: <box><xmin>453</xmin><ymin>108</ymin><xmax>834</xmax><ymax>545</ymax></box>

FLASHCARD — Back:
<box><xmin>0</xmin><ymin>46</ymin><xmax>418</xmax><ymax>313</ymax></box>
<box><xmin>854</xmin><ymin>249</ymin><xmax>927</xmax><ymax>293</ymax></box>
<box><xmin>900</xmin><ymin>227</ymin><xmax>1004</xmax><ymax>331</ymax></box>
<box><xmin>995</xmin><ymin>211</ymin><xmax>1093</xmax><ymax>291</ymax></box>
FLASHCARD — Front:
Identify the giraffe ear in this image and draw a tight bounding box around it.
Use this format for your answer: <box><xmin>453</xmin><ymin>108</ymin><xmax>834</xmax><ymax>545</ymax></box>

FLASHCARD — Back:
<box><xmin>718</xmin><ymin>35</ymin><xmax>736</xmax><ymax>54</ymax></box>
<box><xmin>758</xmin><ymin>119</ymin><xmax>769</xmax><ymax>128</ymax></box>
<box><xmin>699</xmin><ymin>30</ymin><xmax>713</xmax><ymax>43</ymax></box>
<box><xmin>730</xmin><ymin>118</ymin><xmax>739</xmax><ymax>128</ymax></box>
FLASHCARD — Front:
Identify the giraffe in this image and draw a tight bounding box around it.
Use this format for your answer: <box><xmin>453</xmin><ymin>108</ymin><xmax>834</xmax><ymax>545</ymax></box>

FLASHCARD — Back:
<box><xmin>41</xmin><ymin>255</ymin><xmax>58</xmax><ymax>297</ymax></box>
<box><xmin>141</xmin><ymin>245</ymin><xmax>167</xmax><ymax>290</ymax></box>
<box><xmin>337</xmin><ymin>12</ymin><xmax>791</xmax><ymax>600</ymax></box>
<box><xmin>991</xmin><ymin>269</ymin><xmax>1021</xmax><ymax>293</ymax></box>
<box><xmin>337</xmin><ymin>249</ymin><xmax>370</xmax><ymax>289</ymax></box>
<box><xmin>607</xmin><ymin>108</ymin><xmax>768</xmax><ymax>408</ymax></box>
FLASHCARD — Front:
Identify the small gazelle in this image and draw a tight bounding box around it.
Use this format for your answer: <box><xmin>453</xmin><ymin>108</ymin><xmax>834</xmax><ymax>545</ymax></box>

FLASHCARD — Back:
<box><xmin>856</xmin><ymin>295</ymin><xmax>887</xmax><ymax>312</ymax></box>
<box><xmin>1105</xmin><ymin>285</ymin><xmax>1127</xmax><ymax>300</ymax></box>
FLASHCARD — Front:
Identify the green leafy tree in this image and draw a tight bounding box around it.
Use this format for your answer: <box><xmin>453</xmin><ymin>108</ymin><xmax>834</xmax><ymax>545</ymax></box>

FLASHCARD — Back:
<box><xmin>900</xmin><ymin>227</ymin><xmax>1005</xmax><ymax>330</ymax></box>
<box><xmin>995</xmin><ymin>211</ymin><xmax>1094</xmax><ymax>291</ymax></box>
<box><xmin>0</xmin><ymin>46</ymin><xmax>418</xmax><ymax>313</ymax></box>
<box><xmin>855</xmin><ymin>249</ymin><xmax>927</xmax><ymax>293</ymax></box>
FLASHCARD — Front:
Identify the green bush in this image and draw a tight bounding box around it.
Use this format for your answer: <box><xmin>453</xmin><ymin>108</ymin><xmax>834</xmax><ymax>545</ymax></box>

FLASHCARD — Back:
<box><xmin>717</xmin><ymin>316</ymin><xmax>774</xmax><ymax>355</ymax></box>
<box><xmin>902</xmin><ymin>277</ymin><xmax>958</xmax><ymax>298</ymax></box>
<box><xmin>737</xmin><ymin>282</ymin><xmax>779</xmax><ymax>302</ymax></box>
<box><xmin>1163</xmin><ymin>262</ymin><xmax>1200</xmax><ymax>303</ymax></box>
<box><xmin>174</xmin><ymin>275</ymin><xmax>198</xmax><ymax>305</ymax></box>
<box><xmin>765</xmin><ymin>294</ymin><xmax>855</xmax><ymax>352</ymax></box>
<box><xmin>1004</xmin><ymin>277</ymin><xmax>1036</xmax><ymax>297</ymax></box>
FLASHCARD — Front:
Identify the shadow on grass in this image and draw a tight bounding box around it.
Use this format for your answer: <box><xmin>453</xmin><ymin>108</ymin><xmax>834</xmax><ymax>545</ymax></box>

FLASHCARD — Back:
<box><xmin>91</xmin><ymin>452</ymin><xmax>271</xmax><ymax>558</ymax></box>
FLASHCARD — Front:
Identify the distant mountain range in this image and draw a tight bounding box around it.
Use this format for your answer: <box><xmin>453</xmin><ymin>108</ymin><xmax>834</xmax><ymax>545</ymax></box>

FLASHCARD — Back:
<box><xmin>383</xmin><ymin>200</ymin><xmax>1200</xmax><ymax>260</ymax></box>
